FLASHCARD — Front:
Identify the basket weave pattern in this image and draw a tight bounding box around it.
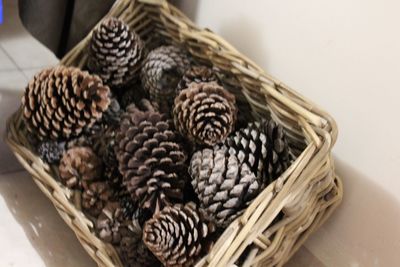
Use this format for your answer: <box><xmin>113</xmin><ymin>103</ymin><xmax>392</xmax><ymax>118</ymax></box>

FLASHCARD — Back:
<box><xmin>5</xmin><ymin>0</ymin><xmax>343</xmax><ymax>266</ymax></box>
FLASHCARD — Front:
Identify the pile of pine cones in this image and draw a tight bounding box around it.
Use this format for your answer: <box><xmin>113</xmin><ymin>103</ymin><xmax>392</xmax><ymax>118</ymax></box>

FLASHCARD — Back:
<box><xmin>22</xmin><ymin>17</ymin><xmax>293</xmax><ymax>267</ymax></box>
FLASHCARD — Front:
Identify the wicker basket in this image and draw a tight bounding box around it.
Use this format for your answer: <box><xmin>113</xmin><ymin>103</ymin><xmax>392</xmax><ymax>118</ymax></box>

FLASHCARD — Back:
<box><xmin>5</xmin><ymin>0</ymin><xmax>343</xmax><ymax>266</ymax></box>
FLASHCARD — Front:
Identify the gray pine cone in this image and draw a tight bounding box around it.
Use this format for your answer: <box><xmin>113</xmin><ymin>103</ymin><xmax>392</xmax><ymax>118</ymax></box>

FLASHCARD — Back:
<box><xmin>176</xmin><ymin>65</ymin><xmax>219</xmax><ymax>92</ymax></box>
<box><xmin>141</xmin><ymin>45</ymin><xmax>190</xmax><ymax>105</ymax></box>
<box><xmin>189</xmin><ymin>145</ymin><xmax>261</xmax><ymax>227</ymax></box>
<box><xmin>37</xmin><ymin>140</ymin><xmax>65</xmax><ymax>164</ymax></box>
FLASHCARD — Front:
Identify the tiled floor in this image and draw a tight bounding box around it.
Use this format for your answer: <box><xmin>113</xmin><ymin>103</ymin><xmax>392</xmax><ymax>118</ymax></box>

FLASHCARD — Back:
<box><xmin>0</xmin><ymin>1</ymin><xmax>324</xmax><ymax>266</ymax></box>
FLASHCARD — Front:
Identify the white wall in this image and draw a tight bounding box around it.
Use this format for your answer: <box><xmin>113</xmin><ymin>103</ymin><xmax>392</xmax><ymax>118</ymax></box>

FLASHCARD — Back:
<box><xmin>178</xmin><ymin>0</ymin><xmax>400</xmax><ymax>266</ymax></box>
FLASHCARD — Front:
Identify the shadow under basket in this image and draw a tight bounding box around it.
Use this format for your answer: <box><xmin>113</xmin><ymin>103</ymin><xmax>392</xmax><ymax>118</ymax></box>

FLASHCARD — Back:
<box><xmin>5</xmin><ymin>0</ymin><xmax>343</xmax><ymax>266</ymax></box>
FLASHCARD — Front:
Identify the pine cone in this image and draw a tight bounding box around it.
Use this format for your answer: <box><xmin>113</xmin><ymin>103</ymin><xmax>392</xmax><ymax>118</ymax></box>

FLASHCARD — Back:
<box><xmin>173</xmin><ymin>81</ymin><xmax>237</xmax><ymax>146</ymax></box>
<box><xmin>59</xmin><ymin>147</ymin><xmax>103</xmax><ymax>189</ymax></box>
<box><xmin>227</xmin><ymin>120</ymin><xmax>292</xmax><ymax>185</ymax></box>
<box><xmin>141</xmin><ymin>45</ymin><xmax>190</xmax><ymax>105</ymax></box>
<box><xmin>143</xmin><ymin>203</ymin><xmax>213</xmax><ymax>267</ymax></box>
<box><xmin>118</xmin><ymin>234</ymin><xmax>161</xmax><ymax>267</ymax></box>
<box><xmin>189</xmin><ymin>145</ymin><xmax>262</xmax><ymax>227</ymax></box>
<box><xmin>119</xmin><ymin>193</ymin><xmax>136</xmax><ymax>218</ymax></box>
<box><xmin>82</xmin><ymin>181</ymin><xmax>112</xmax><ymax>217</ymax></box>
<box><xmin>225</xmin><ymin>122</ymin><xmax>267</xmax><ymax>182</ymax></box>
<box><xmin>22</xmin><ymin>66</ymin><xmax>111</xmax><ymax>140</ymax></box>
<box><xmin>118</xmin><ymin>82</ymin><xmax>146</xmax><ymax>109</ymax></box>
<box><xmin>115</xmin><ymin>103</ymin><xmax>187</xmax><ymax>212</ymax></box>
<box><xmin>256</xmin><ymin>120</ymin><xmax>292</xmax><ymax>183</ymax></box>
<box><xmin>176</xmin><ymin>66</ymin><xmax>218</xmax><ymax>92</ymax></box>
<box><xmin>88</xmin><ymin>17</ymin><xmax>145</xmax><ymax>88</ymax></box>
<box><xmin>96</xmin><ymin>202</ymin><xmax>131</xmax><ymax>244</ymax></box>
<box><xmin>91</xmin><ymin>126</ymin><xmax>122</xmax><ymax>188</ymax></box>
<box><xmin>37</xmin><ymin>140</ymin><xmax>65</xmax><ymax>164</ymax></box>
<box><xmin>102</xmin><ymin>97</ymin><xmax>122</xmax><ymax>127</ymax></box>
<box><xmin>118</xmin><ymin>192</ymin><xmax>152</xmax><ymax>234</ymax></box>
<box><xmin>215</xmin><ymin>69</ymin><xmax>254</xmax><ymax>129</ymax></box>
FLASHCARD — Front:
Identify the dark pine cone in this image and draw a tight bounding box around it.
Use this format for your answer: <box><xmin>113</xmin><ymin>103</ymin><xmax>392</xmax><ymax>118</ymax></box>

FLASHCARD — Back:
<box><xmin>102</xmin><ymin>97</ymin><xmax>122</xmax><ymax>127</ymax></box>
<box><xmin>143</xmin><ymin>203</ymin><xmax>214</xmax><ymax>267</ymax></box>
<box><xmin>37</xmin><ymin>140</ymin><xmax>65</xmax><ymax>164</ymax></box>
<box><xmin>118</xmin><ymin>234</ymin><xmax>161</xmax><ymax>267</ymax></box>
<box><xmin>141</xmin><ymin>45</ymin><xmax>190</xmax><ymax>105</ymax></box>
<box><xmin>189</xmin><ymin>145</ymin><xmax>262</xmax><ymax>227</ymax></box>
<box><xmin>176</xmin><ymin>65</ymin><xmax>219</xmax><ymax>92</ymax></box>
<box><xmin>59</xmin><ymin>146</ymin><xmax>103</xmax><ymax>190</ymax></box>
<box><xmin>227</xmin><ymin>120</ymin><xmax>292</xmax><ymax>185</ymax></box>
<box><xmin>257</xmin><ymin>120</ymin><xmax>292</xmax><ymax>183</ymax></box>
<box><xmin>118</xmin><ymin>81</ymin><xmax>147</xmax><ymax>109</ymax></box>
<box><xmin>118</xmin><ymin>192</ymin><xmax>152</xmax><ymax>234</ymax></box>
<box><xmin>82</xmin><ymin>181</ymin><xmax>112</xmax><ymax>217</ymax></box>
<box><xmin>173</xmin><ymin>81</ymin><xmax>237</xmax><ymax>146</ymax></box>
<box><xmin>92</xmin><ymin>126</ymin><xmax>122</xmax><ymax>188</ymax></box>
<box><xmin>96</xmin><ymin>202</ymin><xmax>132</xmax><ymax>245</ymax></box>
<box><xmin>21</xmin><ymin>66</ymin><xmax>110</xmax><ymax>140</ymax></box>
<box><xmin>88</xmin><ymin>17</ymin><xmax>145</xmax><ymax>89</ymax></box>
<box><xmin>115</xmin><ymin>102</ymin><xmax>187</xmax><ymax>212</ymax></box>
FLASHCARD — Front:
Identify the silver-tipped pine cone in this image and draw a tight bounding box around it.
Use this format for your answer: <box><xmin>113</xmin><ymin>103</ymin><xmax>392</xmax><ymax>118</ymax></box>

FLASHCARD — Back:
<box><xmin>115</xmin><ymin>101</ymin><xmax>187</xmax><ymax>212</ymax></box>
<box><xmin>22</xmin><ymin>66</ymin><xmax>111</xmax><ymax>140</ymax></box>
<box><xmin>227</xmin><ymin>120</ymin><xmax>292</xmax><ymax>185</ymax></box>
<box><xmin>88</xmin><ymin>17</ymin><xmax>145</xmax><ymax>88</ymax></box>
<box><xmin>173</xmin><ymin>81</ymin><xmax>237</xmax><ymax>146</ymax></box>
<box><xmin>141</xmin><ymin>45</ymin><xmax>190</xmax><ymax>105</ymax></box>
<box><xmin>143</xmin><ymin>203</ymin><xmax>213</xmax><ymax>267</ymax></box>
<box><xmin>59</xmin><ymin>146</ymin><xmax>103</xmax><ymax>190</ymax></box>
<box><xmin>189</xmin><ymin>145</ymin><xmax>262</xmax><ymax>227</ymax></box>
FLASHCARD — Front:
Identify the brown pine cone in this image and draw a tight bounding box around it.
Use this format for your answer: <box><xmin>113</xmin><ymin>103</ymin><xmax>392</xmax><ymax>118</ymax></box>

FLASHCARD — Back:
<box><xmin>173</xmin><ymin>81</ymin><xmax>237</xmax><ymax>146</ymax></box>
<box><xmin>96</xmin><ymin>202</ymin><xmax>131</xmax><ymax>245</ymax></box>
<box><xmin>143</xmin><ymin>203</ymin><xmax>214</xmax><ymax>267</ymax></box>
<box><xmin>141</xmin><ymin>45</ymin><xmax>190</xmax><ymax>105</ymax></box>
<box><xmin>59</xmin><ymin>147</ymin><xmax>103</xmax><ymax>189</ymax></box>
<box><xmin>22</xmin><ymin>66</ymin><xmax>111</xmax><ymax>140</ymax></box>
<box><xmin>118</xmin><ymin>235</ymin><xmax>161</xmax><ymax>267</ymax></box>
<box><xmin>88</xmin><ymin>17</ymin><xmax>145</xmax><ymax>88</ymax></box>
<box><xmin>176</xmin><ymin>65</ymin><xmax>219</xmax><ymax>92</ymax></box>
<box><xmin>189</xmin><ymin>145</ymin><xmax>262</xmax><ymax>227</ymax></box>
<box><xmin>82</xmin><ymin>182</ymin><xmax>112</xmax><ymax>217</ymax></box>
<box><xmin>115</xmin><ymin>103</ymin><xmax>187</xmax><ymax>212</ymax></box>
